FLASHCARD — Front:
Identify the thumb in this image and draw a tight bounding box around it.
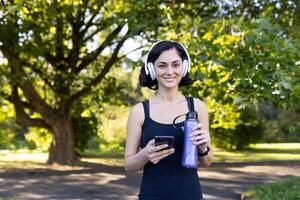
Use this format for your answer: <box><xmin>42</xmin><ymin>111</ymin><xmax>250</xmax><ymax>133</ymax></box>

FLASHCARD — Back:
<box><xmin>148</xmin><ymin>139</ymin><xmax>155</xmax><ymax>146</ymax></box>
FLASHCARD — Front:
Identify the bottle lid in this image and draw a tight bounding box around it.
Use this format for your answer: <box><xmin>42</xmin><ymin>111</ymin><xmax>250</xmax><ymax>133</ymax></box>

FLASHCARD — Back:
<box><xmin>186</xmin><ymin>111</ymin><xmax>198</xmax><ymax>120</ymax></box>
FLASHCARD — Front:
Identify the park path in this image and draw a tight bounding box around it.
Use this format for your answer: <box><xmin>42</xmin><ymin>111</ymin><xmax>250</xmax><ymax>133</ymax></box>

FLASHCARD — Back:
<box><xmin>0</xmin><ymin>160</ymin><xmax>299</xmax><ymax>200</ymax></box>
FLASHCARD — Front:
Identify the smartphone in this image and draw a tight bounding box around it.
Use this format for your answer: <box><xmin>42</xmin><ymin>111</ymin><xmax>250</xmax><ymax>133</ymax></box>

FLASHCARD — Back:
<box><xmin>154</xmin><ymin>136</ymin><xmax>175</xmax><ymax>149</ymax></box>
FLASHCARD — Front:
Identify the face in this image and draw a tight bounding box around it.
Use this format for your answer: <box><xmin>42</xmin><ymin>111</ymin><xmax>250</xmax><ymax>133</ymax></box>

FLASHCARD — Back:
<box><xmin>154</xmin><ymin>48</ymin><xmax>183</xmax><ymax>89</ymax></box>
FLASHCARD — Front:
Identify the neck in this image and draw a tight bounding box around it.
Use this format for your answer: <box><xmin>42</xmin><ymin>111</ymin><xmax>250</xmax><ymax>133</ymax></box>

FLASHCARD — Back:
<box><xmin>155</xmin><ymin>88</ymin><xmax>183</xmax><ymax>104</ymax></box>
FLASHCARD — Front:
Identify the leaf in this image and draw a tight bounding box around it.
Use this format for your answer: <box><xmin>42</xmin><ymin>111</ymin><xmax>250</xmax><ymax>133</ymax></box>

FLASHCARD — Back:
<box><xmin>202</xmin><ymin>31</ymin><xmax>212</xmax><ymax>41</ymax></box>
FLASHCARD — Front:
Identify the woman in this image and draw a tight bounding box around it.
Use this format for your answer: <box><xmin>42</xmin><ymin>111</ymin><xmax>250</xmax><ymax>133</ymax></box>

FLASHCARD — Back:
<box><xmin>124</xmin><ymin>40</ymin><xmax>213</xmax><ymax>200</ymax></box>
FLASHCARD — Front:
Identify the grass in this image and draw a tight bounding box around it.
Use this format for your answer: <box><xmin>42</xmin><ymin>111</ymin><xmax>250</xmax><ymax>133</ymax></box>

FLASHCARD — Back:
<box><xmin>213</xmin><ymin>143</ymin><xmax>300</xmax><ymax>163</ymax></box>
<box><xmin>0</xmin><ymin>150</ymin><xmax>48</xmax><ymax>170</ymax></box>
<box><xmin>0</xmin><ymin>143</ymin><xmax>300</xmax><ymax>170</ymax></box>
<box><xmin>244</xmin><ymin>177</ymin><xmax>300</xmax><ymax>200</ymax></box>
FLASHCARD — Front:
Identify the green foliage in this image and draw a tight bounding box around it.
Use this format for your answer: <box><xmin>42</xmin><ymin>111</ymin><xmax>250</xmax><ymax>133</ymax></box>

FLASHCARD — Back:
<box><xmin>0</xmin><ymin>99</ymin><xmax>52</xmax><ymax>151</ymax></box>
<box><xmin>0</xmin><ymin>121</ymin><xmax>16</xmax><ymax>149</ymax></box>
<box><xmin>97</xmin><ymin>104</ymin><xmax>129</xmax><ymax>152</ymax></box>
<box><xmin>180</xmin><ymin>17</ymin><xmax>299</xmax><ymax>109</ymax></box>
<box><xmin>172</xmin><ymin>12</ymin><xmax>298</xmax><ymax>149</ymax></box>
<box><xmin>214</xmin><ymin>143</ymin><xmax>300</xmax><ymax>163</ymax></box>
<box><xmin>24</xmin><ymin>127</ymin><xmax>51</xmax><ymax>151</ymax></box>
<box><xmin>72</xmin><ymin>116</ymin><xmax>97</xmax><ymax>153</ymax></box>
<box><xmin>82</xmin><ymin>66</ymin><xmax>149</xmax><ymax>152</ymax></box>
<box><xmin>0</xmin><ymin>100</ymin><xmax>18</xmax><ymax>149</ymax></box>
<box><xmin>71</xmin><ymin>100</ymin><xmax>97</xmax><ymax>154</ymax></box>
<box><xmin>263</xmin><ymin>108</ymin><xmax>300</xmax><ymax>143</ymax></box>
<box><xmin>233</xmin><ymin>108</ymin><xmax>265</xmax><ymax>150</ymax></box>
<box><xmin>0</xmin><ymin>0</ymin><xmax>168</xmax><ymax>163</ymax></box>
<box><xmin>210</xmin><ymin>102</ymin><xmax>265</xmax><ymax>150</ymax></box>
<box><xmin>245</xmin><ymin>177</ymin><xmax>300</xmax><ymax>200</ymax></box>
<box><xmin>1</xmin><ymin>0</ymin><xmax>299</xmax><ymax>154</ymax></box>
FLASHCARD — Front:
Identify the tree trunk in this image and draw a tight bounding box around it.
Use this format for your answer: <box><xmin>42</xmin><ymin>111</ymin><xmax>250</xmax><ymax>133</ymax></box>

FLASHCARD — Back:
<box><xmin>47</xmin><ymin>115</ymin><xmax>77</xmax><ymax>165</ymax></box>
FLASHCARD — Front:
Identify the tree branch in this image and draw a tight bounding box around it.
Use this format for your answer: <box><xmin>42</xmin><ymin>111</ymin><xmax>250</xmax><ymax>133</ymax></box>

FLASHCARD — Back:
<box><xmin>6</xmin><ymin>54</ymin><xmax>57</xmax><ymax>123</ymax></box>
<box><xmin>73</xmin><ymin>25</ymin><xmax>124</xmax><ymax>74</ymax></box>
<box><xmin>22</xmin><ymin>60</ymin><xmax>54</xmax><ymax>90</ymax></box>
<box><xmin>54</xmin><ymin>8</ymin><xmax>67</xmax><ymax>69</ymax></box>
<box><xmin>66</xmin><ymin>1</ymin><xmax>91</xmax><ymax>69</ymax></box>
<box><xmin>11</xmin><ymin>86</ymin><xmax>52</xmax><ymax>131</ymax></box>
<box><xmin>79</xmin><ymin>9</ymin><xmax>99</xmax><ymax>37</ymax></box>
<box><xmin>117</xmin><ymin>45</ymin><xmax>146</xmax><ymax>60</ymax></box>
<box><xmin>81</xmin><ymin>19</ymin><xmax>113</xmax><ymax>44</ymax></box>
<box><xmin>68</xmin><ymin>37</ymin><xmax>127</xmax><ymax>105</ymax></box>
<box><xmin>7</xmin><ymin>95</ymin><xmax>36</xmax><ymax>112</ymax></box>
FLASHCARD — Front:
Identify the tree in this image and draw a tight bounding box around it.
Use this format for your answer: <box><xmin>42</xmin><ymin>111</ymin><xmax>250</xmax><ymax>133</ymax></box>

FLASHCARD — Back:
<box><xmin>152</xmin><ymin>1</ymin><xmax>299</xmax><ymax>149</ymax></box>
<box><xmin>0</xmin><ymin>0</ymin><xmax>165</xmax><ymax>165</ymax></box>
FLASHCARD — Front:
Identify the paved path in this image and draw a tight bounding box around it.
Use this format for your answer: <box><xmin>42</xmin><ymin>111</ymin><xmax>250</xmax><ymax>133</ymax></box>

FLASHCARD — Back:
<box><xmin>0</xmin><ymin>161</ymin><xmax>299</xmax><ymax>200</ymax></box>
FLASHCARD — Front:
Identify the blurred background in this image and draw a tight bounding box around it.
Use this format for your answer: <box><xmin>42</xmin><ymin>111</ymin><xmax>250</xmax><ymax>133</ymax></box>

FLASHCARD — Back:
<box><xmin>0</xmin><ymin>0</ymin><xmax>299</xmax><ymax>164</ymax></box>
<box><xmin>1</xmin><ymin>1</ymin><xmax>300</xmax><ymax>199</ymax></box>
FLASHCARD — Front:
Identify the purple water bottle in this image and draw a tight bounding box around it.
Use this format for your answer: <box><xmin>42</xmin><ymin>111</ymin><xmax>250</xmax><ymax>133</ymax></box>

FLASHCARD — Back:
<box><xmin>181</xmin><ymin>111</ymin><xmax>198</xmax><ymax>168</ymax></box>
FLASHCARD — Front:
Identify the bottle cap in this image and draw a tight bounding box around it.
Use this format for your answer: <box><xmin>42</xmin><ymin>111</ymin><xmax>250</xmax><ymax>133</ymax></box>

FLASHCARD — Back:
<box><xmin>186</xmin><ymin>111</ymin><xmax>198</xmax><ymax>120</ymax></box>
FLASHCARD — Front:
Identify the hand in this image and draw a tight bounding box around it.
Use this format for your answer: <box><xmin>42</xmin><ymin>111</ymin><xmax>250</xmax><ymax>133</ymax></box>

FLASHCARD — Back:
<box><xmin>189</xmin><ymin>123</ymin><xmax>211</xmax><ymax>151</ymax></box>
<box><xmin>142</xmin><ymin>139</ymin><xmax>175</xmax><ymax>164</ymax></box>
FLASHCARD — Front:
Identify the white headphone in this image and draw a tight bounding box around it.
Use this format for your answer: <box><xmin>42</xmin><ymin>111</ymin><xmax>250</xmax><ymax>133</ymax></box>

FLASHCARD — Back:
<box><xmin>144</xmin><ymin>40</ymin><xmax>191</xmax><ymax>80</ymax></box>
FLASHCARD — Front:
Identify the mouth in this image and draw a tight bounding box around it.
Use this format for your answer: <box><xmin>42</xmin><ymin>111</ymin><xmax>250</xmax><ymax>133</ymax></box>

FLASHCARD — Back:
<box><xmin>163</xmin><ymin>76</ymin><xmax>176</xmax><ymax>82</ymax></box>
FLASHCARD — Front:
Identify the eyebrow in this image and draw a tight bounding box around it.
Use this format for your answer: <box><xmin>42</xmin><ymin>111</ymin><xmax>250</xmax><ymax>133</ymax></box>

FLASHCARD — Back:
<box><xmin>157</xmin><ymin>60</ymin><xmax>181</xmax><ymax>64</ymax></box>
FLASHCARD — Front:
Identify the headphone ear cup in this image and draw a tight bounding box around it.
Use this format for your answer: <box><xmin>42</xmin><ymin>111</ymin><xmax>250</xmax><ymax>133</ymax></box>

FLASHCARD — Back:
<box><xmin>182</xmin><ymin>59</ymin><xmax>189</xmax><ymax>77</ymax></box>
<box><xmin>147</xmin><ymin>62</ymin><xmax>156</xmax><ymax>80</ymax></box>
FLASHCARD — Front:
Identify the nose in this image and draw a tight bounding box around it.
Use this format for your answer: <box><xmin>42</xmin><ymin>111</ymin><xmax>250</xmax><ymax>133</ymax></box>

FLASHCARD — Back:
<box><xmin>166</xmin><ymin>65</ymin><xmax>173</xmax><ymax>74</ymax></box>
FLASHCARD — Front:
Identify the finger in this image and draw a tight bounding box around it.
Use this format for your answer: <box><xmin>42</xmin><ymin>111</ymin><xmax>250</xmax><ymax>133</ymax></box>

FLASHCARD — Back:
<box><xmin>192</xmin><ymin>123</ymin><xmax>203</xmax><ymax>130</ymax></box>
<box><xmin>190</xmin><ymin>133</ymin><xmax>208</xmax><ymax>141</ymax></box>
<box><xmin>190</xmin><ymin>130</ymin><xmax>208</xmax><ymax>138</ymax></box>
<box><xmin>148</xmin><ymin>139</ymin><xmax>155</xmax><ymax>146</ymax></box>
<box><xmin>194</xmin><ymin>138</ymin><xmax>210</xmax><ymax>145</ymax></box>
<box><xmin>189</xmin><ymin>129</ymin><xmax>206</xmax><ymax>136</ymax></box>
<box><xmin>152</xmin><ymin>159</ymin><xmax>160</xmax><ymax>164</ymax></box>
<box><xmin>154</xmin><ymin>144</ymin><xmax>169</xmax><ymax>151</ymax></box>
<box><xmin>152</xmin><ymin>148</ymin><xmax>174</xmax><ymax>159</ymax></box>
<box><xmin>152</xmin><ymin>149</ymin><xmax>174</xmax><ymax>164</ymax></box>
<box><xmin>151</xmin><ymin>148</ymin><xmax>174</xmax><ymax>160</ymax></box>
<box><xmin>151</xmin><ymin>156</ymin><xmax>162</xmax><ymax>164</ymax></box>
<box><xmin>189</xmin><ymin>130</ymin><xmax>200</xmax><ymax>138</ymax></box>
<box><xmin>159</xmin><ymin>148</ymin><xmax>174</xmax><ymax>155</ymax></box>
<box><xmin>193</xmin><ymin>134</ymin><xmax>210</xmax><ymax>143</ymax></box>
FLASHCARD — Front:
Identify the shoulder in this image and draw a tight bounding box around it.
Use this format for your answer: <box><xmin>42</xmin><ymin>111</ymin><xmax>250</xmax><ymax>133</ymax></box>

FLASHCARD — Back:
<box><xmin>128</xmin><ymin>102</ymin><xmax>145</xmax><ymax>124</ymax></box>
<box><xmin>192</xmin><ymin>97</ymin><xmax>208</xmax><ymax>113</ymax></box>
<box><xmin>130</xmin><ymin>102</ymin><xmax>144</xmax><ymax>116</ymax></box>
<box><xmin>192</xmin><ymin>98</ymin><xmax>209</xmax><ymax>127</ymax></box>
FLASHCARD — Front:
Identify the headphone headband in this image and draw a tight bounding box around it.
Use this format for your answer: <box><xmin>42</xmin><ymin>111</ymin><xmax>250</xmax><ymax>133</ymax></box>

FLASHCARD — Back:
<box><xmin>144</xmin><ymin>40</ymin><xmax>191</xmax><ymax>80</ymax></box>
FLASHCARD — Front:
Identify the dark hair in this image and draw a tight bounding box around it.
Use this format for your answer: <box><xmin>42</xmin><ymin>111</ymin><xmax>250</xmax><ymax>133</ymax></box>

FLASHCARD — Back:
<box><xmin>139</xmin><ymin>40</ymin><xmax>194</xmax><ymax>90</ymax></box>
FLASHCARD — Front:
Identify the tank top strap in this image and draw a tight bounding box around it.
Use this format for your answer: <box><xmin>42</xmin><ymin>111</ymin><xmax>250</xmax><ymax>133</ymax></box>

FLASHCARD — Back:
<box><xmin>185</xmin><ymin>96</ymin><xmax>195</xmax><ymax>112</ymax></box>
<box><xmin>142</xmin><ymin>100</ymin><xmax>150</xmax><ymax>120</ymax></box>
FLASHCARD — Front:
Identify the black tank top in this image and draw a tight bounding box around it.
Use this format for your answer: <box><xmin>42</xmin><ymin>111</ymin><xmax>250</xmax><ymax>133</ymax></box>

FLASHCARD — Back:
<box><xmin>139</xmin><ymin>97</ymin><xmax>203</xmax><ymax>200</ymax></box>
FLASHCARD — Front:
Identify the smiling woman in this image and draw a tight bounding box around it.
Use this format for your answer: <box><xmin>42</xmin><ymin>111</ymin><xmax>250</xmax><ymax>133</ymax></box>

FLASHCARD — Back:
<box><xmin>124</xmin><ymin>40</ymin><xmax>213</xmax><ymax>200</ymax></box>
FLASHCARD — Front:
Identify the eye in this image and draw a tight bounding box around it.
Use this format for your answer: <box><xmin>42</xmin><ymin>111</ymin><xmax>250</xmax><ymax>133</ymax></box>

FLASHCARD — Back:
<box><xmin>158</xmin><ymin>64</ymin><xmax>167</xmax><ymax>69</ymax></box>
<box><xmin>173</xmin><ymin>63</ymin><xmax>180</xmax><ymax>68</ymax></box>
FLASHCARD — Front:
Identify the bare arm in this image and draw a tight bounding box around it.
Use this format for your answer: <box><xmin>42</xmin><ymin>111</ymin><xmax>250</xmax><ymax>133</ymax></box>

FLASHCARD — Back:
<box><xmin>124</xmin><ymin>103</ymin><xmax>174</xmax><ymax>172</ymax></box>
<box><xmin>190</xmin><ymin>98</ymin><xmax>213</xmax><ymax>168</ymax></box>
<box><xmin>124</xmin><ymin>103</ymin><xmax>148</xmax><ymax>172</ymax></box>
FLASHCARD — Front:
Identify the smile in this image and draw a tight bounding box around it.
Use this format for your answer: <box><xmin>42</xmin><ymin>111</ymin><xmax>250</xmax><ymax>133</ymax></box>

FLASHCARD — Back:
<box><xmin>163</xmin><ymin>77</ymin><xmax>176</xmax><ymax>81</ymax></box>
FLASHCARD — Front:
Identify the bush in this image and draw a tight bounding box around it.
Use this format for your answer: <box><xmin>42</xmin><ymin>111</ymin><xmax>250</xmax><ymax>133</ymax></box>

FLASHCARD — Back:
<box><xmin>71</xmin><ymin>100</ymin><xmax>98</xmax><ymax>154</ymax></box>
<box><xmin>72</xmin><ymin>115</ymin><xmax>97</xmax><ymax>153</ymax></box>
<box><xmin>0</xmin><ymin>121</ymin><xmax>16</xmax><ymax>149</ymax></box>
<box><xmin>209</xmin><ymin>100</ymin><xmax>265</xmax><ymax>150</ymax></box>
<box><xmin>262</xmin><ymin>108</ymin><xmax>300</xmax><ymax>143</ymax></box>
<box><xmin>97</xmin><ymin>104</ymin><xmax>129</xmax><ymax>152</ymax></box>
